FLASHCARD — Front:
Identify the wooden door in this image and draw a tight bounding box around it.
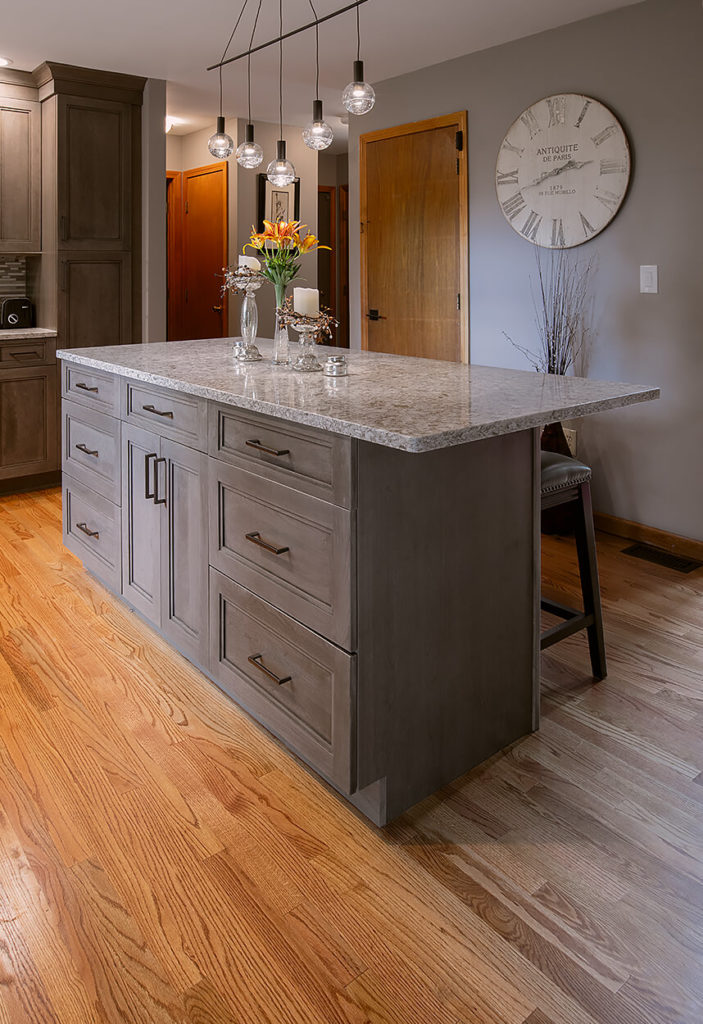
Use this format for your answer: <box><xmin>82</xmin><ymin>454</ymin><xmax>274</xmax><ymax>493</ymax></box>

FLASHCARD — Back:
<box><xmin>182</xmin><ymin>163</ymin><xmax>228</xmax><ymax>340</ymax></box>
<box><xmin>338</xmin><ymin>184</ymin><xmax>349</xmax><ymax>348</ymax></box>
<box><xmin>166</xmin><ymin>171</ymin><xmax>183</xmax><ymax>340</ymax></box>
<box><xmin>160</xmin><ymin>438</ymin><xmax>209</xmax><ymax>667</ymax></box>
<box><xmin>0</xmin><ymin>97</ymin><xmax>40</xmax><ymax>252</ymax></box>
<box><xmin>317</xmin><ymin>185</ymin><xmax>336</xmax><ymax>324</ymax></box>
<box><xmin>121</xmin><ymin>422</ymin><xmax>161</xmax><ymax>625</ymax></box>
<box><xmin>57</xmin><ymin>95</ymin><xmax>132</xmax><ymax>250</ymax></box>
<box><xmin>58</xmin><ymin>252</ymin><xmax>132</xmax><ymax>348</ymax></box>
<box><xmin>360</xmin><ymin>112</ymin><xmax>468</xmax><ymax>362</ymax></box>
<box><xmin>0</xmin><ymin>365</ymin><xmax>57</xmax><ymax>479</ymax></box>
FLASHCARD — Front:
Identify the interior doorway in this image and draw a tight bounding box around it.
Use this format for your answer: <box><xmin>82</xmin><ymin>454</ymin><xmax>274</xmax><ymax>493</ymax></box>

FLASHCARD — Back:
<box><xmin>360</xmin><ymin>112</ymin><xmax>469</xmax><ymax>362</ymax></box>
<box><xmin>317</xmin><ymin>185</ymin><xmax>336</xmax><ymax>337</ymax></box>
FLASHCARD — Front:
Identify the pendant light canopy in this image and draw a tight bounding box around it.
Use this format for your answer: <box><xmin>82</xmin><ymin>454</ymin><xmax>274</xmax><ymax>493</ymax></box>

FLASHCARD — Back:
<box><xmin>342</xmin><ymin>5</ymin><xmax>375</xmax><ymax>115</ymax></box>
<box><xmin>267</xmin><ymin>0</ymin><xmax>296</xmax><ymax>186</ymax></box>
<box><xmin>236</xmin><ymin>0</ymin><xmax>264</xmax><ymax>168</ymax></box>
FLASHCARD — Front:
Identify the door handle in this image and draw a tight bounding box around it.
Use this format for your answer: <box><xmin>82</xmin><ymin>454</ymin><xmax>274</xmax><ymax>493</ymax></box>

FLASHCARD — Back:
<box><xmin>248</xmin><ymin>654</ymin><xmax>291</xmax><ymax>686</ymax></box>
<box><xmin>145</xmin><ymin>452</ymin><xmax>157</xmax><ymax>499</ymax></box>
<box><xmin>212</xmin><ymin>305</ymin><xmax>223</xmax><ymax>313</ymax></box>
<box><xmin>75</xmin><ymin>442</ymin><xmax>99</xmax><ymax>458</ymax></box>
<box><xmin>153</xmin><ymin>457</ymin><xmax>167</xmax><ymax>506</ymax></box>
<box><xmin>245</xmin><ymin>531</ymin><xmax>289</xmax><ymax>555</ymax></box>
<box><xmin>245</xmin><ymin>439</ymin><xmax>290</xmax><ymax>457</ymax></box>
<box><xmin>76</xmin><ymin>522</ymin><xmax>99</xmax><ymax>539</ymax></box>
<box><xmin>75</xmin><ymin>381</ymin><xmax>99</xmax><ymax>393</ymax></box>
<box><xmin>367</xmin><ymin>309</ymin><xmax>387</xmax><ymax>321</ymax></box>
<box><xmin>142</xmin><ymin>403</ymin><xmax>174</xmax><ymax>419</ymax></box>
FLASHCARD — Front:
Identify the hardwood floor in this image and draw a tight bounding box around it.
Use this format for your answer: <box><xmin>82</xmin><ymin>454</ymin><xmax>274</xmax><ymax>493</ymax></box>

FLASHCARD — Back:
<box><xmin>0</xmin><ymin>487</ymin><xmax>701</xmax><ymax>1024</ymax></box>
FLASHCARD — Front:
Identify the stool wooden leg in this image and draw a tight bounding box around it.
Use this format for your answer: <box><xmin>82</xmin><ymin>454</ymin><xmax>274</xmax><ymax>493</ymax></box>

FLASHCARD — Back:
<box><xmin>574</xmin><ymin>481</ymin><xmax>607</xmax><ymax>680</ymax></box>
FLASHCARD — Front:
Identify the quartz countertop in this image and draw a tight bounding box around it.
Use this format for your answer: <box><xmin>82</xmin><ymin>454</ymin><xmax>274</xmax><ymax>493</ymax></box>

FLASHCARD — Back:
<box><xmin>1</xmin><ymin>327</ymin><xmax>57</xmax><ymax>340</ymax></box>
<box><xmin>57</xmin><ymin>338</ymin><xmax>660</xmax><ymax>453</ymax></box>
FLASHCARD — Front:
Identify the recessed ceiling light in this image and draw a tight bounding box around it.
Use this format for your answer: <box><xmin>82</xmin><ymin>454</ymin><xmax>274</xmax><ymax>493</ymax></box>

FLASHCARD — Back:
<box><xmin>0</xmin><ymin>57</ymin><xmax>13</xmax><ymax>67</ymax></box>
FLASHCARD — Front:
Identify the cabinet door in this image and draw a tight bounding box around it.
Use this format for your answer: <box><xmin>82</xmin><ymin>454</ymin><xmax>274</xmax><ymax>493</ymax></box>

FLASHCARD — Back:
<box><xmin>0</xmin><ymin>97</ymin><xmax>40</xmax><ymax>252</ymax></box>
<box><xmin>57</xmin><ymin>95</ymin><xmax>132</xmax><ymax>250</ymax></box>
<box><xmin>59</xmin><ymin>252</ymin><xmax>132</xmax><ymax>348</ymax></box>
<box><xmin>0</xmin><ymin>365</ymin><xmax>58</xmax><ymax>480</ymax></box>
<box><xmin>160</xmin><ymin>438</ymin><xmax>209</xmax><ymax>667</ymax></box>
<box><xmin>121</xmin><ymin>422</ymin><xmax>161</xmax><ymax>624</ymax></box>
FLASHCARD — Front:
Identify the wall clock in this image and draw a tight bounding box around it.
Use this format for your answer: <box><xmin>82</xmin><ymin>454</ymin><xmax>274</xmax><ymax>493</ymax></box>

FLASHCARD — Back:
<box><xmin>495</xmin><ymin>93</ymin><xmax>631</xmax><ymax>248</ymax></box>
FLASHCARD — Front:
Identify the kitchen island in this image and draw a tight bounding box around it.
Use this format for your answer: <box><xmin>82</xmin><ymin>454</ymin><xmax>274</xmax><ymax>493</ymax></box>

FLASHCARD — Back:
<box><xmin>57</xmin><ymin>338</ymin><xmax>659</xmax><ymax>824</ymax></box>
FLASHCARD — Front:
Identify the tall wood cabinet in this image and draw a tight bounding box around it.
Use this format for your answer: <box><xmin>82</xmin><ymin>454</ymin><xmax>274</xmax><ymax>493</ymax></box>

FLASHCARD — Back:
<box><xmin>0</xmin><ymin>91</ymin><xmax>41</xmax><ymax>252</ymax></box>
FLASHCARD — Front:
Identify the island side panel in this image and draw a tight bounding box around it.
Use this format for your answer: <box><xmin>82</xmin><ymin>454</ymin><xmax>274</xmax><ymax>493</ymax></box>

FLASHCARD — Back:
<box><xmin>355</xmin><ymin>429</ymin><xmax>538</xmax><ymax>822</ymax></box>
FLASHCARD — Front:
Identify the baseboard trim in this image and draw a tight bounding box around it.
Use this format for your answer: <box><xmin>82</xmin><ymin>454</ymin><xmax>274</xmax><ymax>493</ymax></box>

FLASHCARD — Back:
<box><xmin>595</xmin><ymin>512</ymin><xmax>703</xmax><ymax>562</ymax></box>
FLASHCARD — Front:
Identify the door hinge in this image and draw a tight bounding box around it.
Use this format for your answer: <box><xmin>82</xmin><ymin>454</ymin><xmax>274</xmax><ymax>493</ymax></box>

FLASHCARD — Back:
<box><xmin>185</xmin><ymin>200</ymin><xmax>189</xmax><ymax>214</ymax></box>
<box><xmin>457</xmin><ymin>293</ymin><xmax>461</xmax><ymax>311</ymax></box>
<box><xmin>455</xmin><ymin>130</ymin><xmax>464</xmax><ymax>152</ymax></box>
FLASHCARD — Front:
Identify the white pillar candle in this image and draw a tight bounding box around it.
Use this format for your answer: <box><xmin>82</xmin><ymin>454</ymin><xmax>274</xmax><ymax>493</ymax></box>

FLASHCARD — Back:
<box><xmin>238</xmin><ymin>255</ymin><xmax>261</xmax><ymax>271</ymax></box>
<box><xmin>293</xmin><ymin>287</ymin><xmax>320</xmax><ymax>317</ymax></box>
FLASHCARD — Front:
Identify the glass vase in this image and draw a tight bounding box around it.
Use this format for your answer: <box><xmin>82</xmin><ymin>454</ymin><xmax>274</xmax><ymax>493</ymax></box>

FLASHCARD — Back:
<box><xmin>272</xmin><ymin>305</ymin><xmax>290</xmax><ymax>365</ymax></box>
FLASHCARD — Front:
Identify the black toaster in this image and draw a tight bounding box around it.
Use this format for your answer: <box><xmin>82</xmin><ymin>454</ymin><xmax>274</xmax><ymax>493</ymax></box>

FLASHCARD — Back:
<box><xmin>1</xmin><ymin>297</ymin><xmax>34</xmax><ymax>329</ymax></box>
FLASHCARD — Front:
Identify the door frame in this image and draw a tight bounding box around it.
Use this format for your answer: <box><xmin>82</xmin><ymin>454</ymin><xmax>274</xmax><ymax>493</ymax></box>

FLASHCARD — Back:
<box><xmin>359</xmin><ymin>111</ymin><xmax>469</xmax><ymax>362</ymax></box>
<box><xmin>166</xmin><ymin>170</ymin><xmax>183</xmax><ymax>340</ymax></box>
<box><xmin>317</xmin><ymin>184</ymin><xmax>337</xmax><ymax>317</ymax></box>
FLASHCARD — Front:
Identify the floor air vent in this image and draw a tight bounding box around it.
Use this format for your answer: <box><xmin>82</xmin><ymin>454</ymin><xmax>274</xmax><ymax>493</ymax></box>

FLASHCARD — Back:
<box><xmin>622</xmin><ymin>543</ymin><xmax>703</xmax><ymax>574</ymax></box>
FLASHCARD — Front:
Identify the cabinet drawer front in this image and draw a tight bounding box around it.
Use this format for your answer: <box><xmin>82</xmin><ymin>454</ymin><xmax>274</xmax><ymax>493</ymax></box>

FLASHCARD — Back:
<box><xmin>210</xmin><ymin>569</ymin><xmax>354</xmax><ymax>793</ymax></box>
<box><xmin>63</xmin><ymin>475</ymin><xmax>121</xmax><ymax>591</ymax></box>
<box><xmin>122</xmin><ymin>380</ymin><xmax>207</xmax><ymax>451</ymax></box>
<box><xmin>62</xmin><ymin>399</ymin><xmax>120</xmax><ymax>503</ymax></box>
<box><xmin>209</xmin><ymin>462</ymin><xmax>354</xmax><ymax>650</ymax></box>
<box><xmin>62</xmin><ymin>362</ymin><xmax>120</xmax><ymax>415</ymax></box>
<box><xmin>0</xmin><ymin>338</ymin><xmax>55</xmax><ymax>365</ymax></box>
<box><xmin>209</xmin><ymin>405</ymin><xmax>354</xmax><ymax>508</ymax></box>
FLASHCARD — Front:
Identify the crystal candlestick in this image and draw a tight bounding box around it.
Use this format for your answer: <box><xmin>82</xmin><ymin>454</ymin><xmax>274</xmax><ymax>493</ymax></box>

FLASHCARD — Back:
<box><xmin>234</xmin><ymin>276</ymin><xmax>263</xmax><ymax>362</ymax></box>
<box><xmin>291</xmin><ymin>321</ymin><xmax>323</xmax><ymax>372</ymax></box>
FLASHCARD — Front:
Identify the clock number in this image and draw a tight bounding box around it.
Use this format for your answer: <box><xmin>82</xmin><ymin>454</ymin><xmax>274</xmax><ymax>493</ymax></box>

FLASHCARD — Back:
<box><xmin>551</xmin><ymin>218</ymin><xmax>566</xmax><ymax>248</ymax></box>
<box><xmin>501</xmin><ymin>191</ymin><xmax>527</xmax><ymax>222</ymax></box>
<box><xmin>600</xmin><ymin>158</ymin><xmax>628</xmax><ymax>175</ymax></box>
<box><xmin>496</xmin><ymin>169</ymin><xmax>519</xmax><ymax>186</ymax></box>
<box><xmin>574</xmin><ymin>100</ymin><xmax>592</xmax><ymax>128</ymax></box>
<box><xmin>520</xmin><ymin>110</ymin><xmax>540</xmax><ymax>140</ymax></box>
<box><xmin>580</xmin><ymin>211</ymin><xmax>596</xmax><ymax>238</ymax></box>
<box><xmin>502</xmin><ymin>138</ymin><xmax>525</xmax><ymax>158</ymax></box>
<box><xmin>521</xmin><ymin>210</ymin><xmax>543</xmax><ymax>241</ymax></box>
<box><xmin>595</xmin><ymin>189</ymin><xmax>620</xmax><ymax>211</ymax></box>
<box><xmin>547</xmin><ymin>97</ymin><xmax>566</xmax><ymax>127</ymax></box>
<box><xmin>592</xmin><ymin>123</ymin><xmax>618</xmax><ymax>147</ymax></box>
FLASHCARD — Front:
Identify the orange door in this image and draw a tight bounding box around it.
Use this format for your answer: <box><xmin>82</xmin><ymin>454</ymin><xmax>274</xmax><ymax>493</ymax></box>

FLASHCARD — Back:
<box><xmin>182</xmin><ymin>162</ymin><xmax>228</xmax><ymax>340</ymax></box>
<box><xmin>360</xmin><ymin>113</ymin><xmax>468</xmax><ymax>362</ymax></box>
<box><xmin>166</xmin><ymin>170</ymin><xmax>183</xmax><ymax>341</ymax></box>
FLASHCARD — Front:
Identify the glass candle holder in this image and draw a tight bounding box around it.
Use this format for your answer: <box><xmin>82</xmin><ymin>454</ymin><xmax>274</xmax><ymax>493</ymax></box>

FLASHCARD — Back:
<box><xmin>291</xmin><ymin>321</ymin><xmax>323</xmax><ymax>372</ymax></box>
<box><xmin>234</xmin><ymin>276</ymin><xmax>263</xmax><ymax>362</ymax></box>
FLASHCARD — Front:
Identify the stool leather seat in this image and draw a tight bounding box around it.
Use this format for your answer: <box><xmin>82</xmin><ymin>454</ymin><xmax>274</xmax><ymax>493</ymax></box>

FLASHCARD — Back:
<box><xmin>540</xmin><ymin>452</ymin><xmax>592</xmax><ymax>496</ymax></box>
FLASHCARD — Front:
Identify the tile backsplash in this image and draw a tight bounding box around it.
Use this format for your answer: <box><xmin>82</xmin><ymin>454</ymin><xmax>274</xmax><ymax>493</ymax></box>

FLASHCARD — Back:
<box><xmin>0</xmin><ymin>256</ymin><xmax>28</xmax><ymax>298</ymax></box>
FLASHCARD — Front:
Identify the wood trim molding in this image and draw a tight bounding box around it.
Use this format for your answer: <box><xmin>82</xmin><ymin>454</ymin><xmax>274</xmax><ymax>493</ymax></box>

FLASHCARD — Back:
<box><xmin>359</xmin><ymin>110</ymin><xmax>469</xmax><ymax>362</ymax></box>
<box><xmin>33</xmin><ymin>62</ymin><xmax>146</xmax><ymax>105</ymax></box>
<box><xmin>595</xmin><ymin>512</ymin><xmax>703</xmax><ymax>562</ymax></box>
<box><xmin>318</xmin><ymin>185</ymin><xmax>337</xmax><ymax>318</ymax></box>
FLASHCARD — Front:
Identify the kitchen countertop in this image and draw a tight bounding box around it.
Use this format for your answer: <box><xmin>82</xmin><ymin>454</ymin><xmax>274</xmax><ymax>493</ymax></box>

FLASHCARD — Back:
<box><xmin>0</xmin><ymin>327</ymin><xmax>57</xmax><ymax>340</ymax></box>
<box><xmin>57</xmin><ymin>337</ymin><xmax>660</xmax><ymax>453</ymax></box>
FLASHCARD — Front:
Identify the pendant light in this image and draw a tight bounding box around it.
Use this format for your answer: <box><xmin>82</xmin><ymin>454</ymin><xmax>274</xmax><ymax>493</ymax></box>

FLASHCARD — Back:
<box><xmin>208</xmin><ymin>66</ymin><xmax>234</xmax><ymax>158</ymax></box>
<box><xmin>342</xmin><ymin>3</ymin><xmax>375</xmax><ymax>115</ymax></box>
<box><xmin>267</xmin><ymin>0</ymin><xmax>296</xmax><ymax>186</ymax></box>
<box><xmin>302</xmin><ymin>1</ymin><xmax>333</xmax><ymax>151</ymax></box>
<box><xmin>236</xmin><ymin>0</ymin><xmax>264</xmax><ymax>168</ymax></box>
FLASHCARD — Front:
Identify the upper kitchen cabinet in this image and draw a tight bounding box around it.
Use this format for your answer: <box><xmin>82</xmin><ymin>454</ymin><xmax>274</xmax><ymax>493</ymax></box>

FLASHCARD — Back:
<box><xmin>0</xmin><ymin>76</ymin><xmax>41</xmax><ymax>252</ymax></box>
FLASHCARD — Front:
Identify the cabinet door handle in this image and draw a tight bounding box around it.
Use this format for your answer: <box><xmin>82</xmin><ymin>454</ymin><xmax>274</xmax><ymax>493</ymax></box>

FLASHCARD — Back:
<box><xmin>245</xmin><ymin>439</ymin><xmax>290</xmax><ymax>457</ymax></box>
<box><xmin>248</xmin><ymin>653</ymin><xmax>291</xmax><ymax>686</ymax></box>
<box><xmin>75</xmin><ymin>442</ymin><xmax>99</xmax><ymax>458</ymax></box>
<box><xmin>142</xmin><ymin>403</ymin><xmax>174</xmax><ymax>419</ymax></box>
<box><xmin>153</xmin><ymin>457</ymin><xmax>167</xmax><ymax>505</ymax></box>
<box><xmin>75</xmin><ymin>381</ymin><xmax>99</xmax><ymax>393</ymax></box>
<box><xmin>245</xmin><ymin>531</ymin><xmax>289</xmax><ymax>555</ymax></box>
<box><xmin>76</xmin><ymin>522</ymin><xmax>99</xmax><ymax>539</ymax></box>
<box><xmin>144</xmin><ymin>452</ymin><xmax>157</xmax><ymax>499</ymax></box>
<box><xmin>10</xmin><ymin>350</ymin><xmax>41</xmax><ymax>361</ymax></box>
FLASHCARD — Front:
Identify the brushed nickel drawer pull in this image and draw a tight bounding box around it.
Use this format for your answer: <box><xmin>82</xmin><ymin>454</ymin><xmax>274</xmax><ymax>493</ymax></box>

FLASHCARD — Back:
<box><xmin>153</xmin><ymin>457</ymin><xmax>167</xmax><ymax>506</ymax></box>
<box><xmin>248</xmin><ymin>653</ymin><xmax>291</xmax><ymax>686</ymax></box>
<box><xmin>245</xmin><ymin>531</ymin><xmax>289</xmax><ymax>555</ymax></box>
<box><xmin>142</xmin><ymin>403</ymin><xmax>174</xmax><ymax>419</ymax></box>
<box><xmin>145</xmin><ymin>452</ymin><xmax>157</xmax><ymax>499</ymax></box>
<box><xmin>76</xmin><ymin>521</ymin><xmax>99</xmax><ymax>539</ymax></box>
<box><xmin>75</xmin><ymin>442</ymin><xmax>99</xmax><ymax>458</ymax></box>
<box><xmin>245</xmin><ymin>439</ymin><xmax>290</xmax><ymax>457</ymax></box>
<box><xmin>75</xmin><ymin>381</ymin><xmax>99</xmax><ymax>393</ymax></box>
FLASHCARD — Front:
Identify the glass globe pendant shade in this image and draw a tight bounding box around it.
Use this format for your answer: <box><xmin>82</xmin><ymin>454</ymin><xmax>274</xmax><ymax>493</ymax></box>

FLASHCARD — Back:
<box><xmin>208</xmin><ymin>116</ymin><xmax>234</xmax><ymax>159</ymax></box>
<box><xmin>303</xmin><ymin>100</ymin><xmax>334</xmax><ymax>151</ymax></box>
<box><xmin>342</xmin><ymin>60</ymin><xmax>375</xmax><ymax>115</ymax></box>
<box><xmin>236</xmin><ymin>123</ymin><xmax>264</xmax><ymax>168</ymax></box>
<box><xmin>267</xmin><ymin>140</ymin><xmax>296</xmax><ymax>186</ymax></box>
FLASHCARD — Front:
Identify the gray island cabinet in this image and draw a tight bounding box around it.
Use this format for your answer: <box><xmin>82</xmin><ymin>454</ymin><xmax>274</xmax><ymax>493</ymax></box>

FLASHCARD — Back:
<box><xmin>57</xmin><ymin>339</ymin><xmax>659</xmax><ymax>825</ymax></box>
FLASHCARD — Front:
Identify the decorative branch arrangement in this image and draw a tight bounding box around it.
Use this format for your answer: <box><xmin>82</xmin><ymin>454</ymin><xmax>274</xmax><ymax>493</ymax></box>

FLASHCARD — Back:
<box><xmin>221</xmin><ymin>265</ymin><xmax>266</xmax><ymax>295</ymax></box>
<box><xmin>504</xmin><ymin>248</ymin><xmax>595</xmax><ymax>375</ymax></box>
<box><xmin>276</xmin><ymin>296</ymin><xmax>338</xmax><ymax>340</ymax></box>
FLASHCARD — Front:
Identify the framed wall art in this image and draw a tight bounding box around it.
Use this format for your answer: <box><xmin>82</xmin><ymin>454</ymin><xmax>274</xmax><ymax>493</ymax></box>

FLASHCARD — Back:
<box><xmin>257</xmin><ymin>174</ymin><xmax>301</xmax><ymax>229</ymax></box>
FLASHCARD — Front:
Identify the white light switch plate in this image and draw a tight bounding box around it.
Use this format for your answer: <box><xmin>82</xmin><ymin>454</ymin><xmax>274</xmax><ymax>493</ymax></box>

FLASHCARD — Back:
<box><xmin>640</xmin><ymin>265</ymin><xmax>659</xmax><ymax>294</ymax></box>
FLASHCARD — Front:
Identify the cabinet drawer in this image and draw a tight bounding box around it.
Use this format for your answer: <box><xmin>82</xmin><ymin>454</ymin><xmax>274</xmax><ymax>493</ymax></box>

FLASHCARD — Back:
<box><xmin>209</xmin><ymin>404</ymin><xmax>354</xmax><ymax>508</ymax></box>
<box><xmin>62</xmin><ymin>362</ymin><xmax>120</xmax><ymax>416</ymax></box>
<box><xmin>63</xmin><ymin>475</ymin><xmax>121</xmax><ymax>591</ymax></box>
<box><xmin>210</xmin><ymin>569</ymin><xmax>354</xmax><ymax>793</ymax></box>
<box><xmin>209</xmin><ymin>461</ymin><xmax>354</xmax><ymax>650</ymax></box>
<box><xmin>0</xmin><ymin>338</ymin><xmax>55</xmax><ymax>366</ymax></box>
<box><xmin>122</xmin><ymin>380</ymin><xmax>207</xmax><ymax>451</ymax></box>
<box><xmin>62</xmin><ymin>399</ymin><xmax>120</xmax><ymax>503</ymax></box>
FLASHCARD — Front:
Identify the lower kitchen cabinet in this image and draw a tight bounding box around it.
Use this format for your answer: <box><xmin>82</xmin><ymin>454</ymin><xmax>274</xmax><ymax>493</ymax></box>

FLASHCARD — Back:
<box><xmin>121</xmin><ymin>421</ymin><xmax>208</xmax><ymax>666</ymax></box>
<box><xmin>0</xmin><ymin>363</ymin><xmax>58</xmax><ymax>481</ymax></box>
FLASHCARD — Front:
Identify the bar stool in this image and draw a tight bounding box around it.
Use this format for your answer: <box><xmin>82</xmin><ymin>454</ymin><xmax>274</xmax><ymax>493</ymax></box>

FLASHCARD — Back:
<box><xmin>540</xmin><ymin>451</ymin><xmax>607</xmax><ymax>680</ymax></box>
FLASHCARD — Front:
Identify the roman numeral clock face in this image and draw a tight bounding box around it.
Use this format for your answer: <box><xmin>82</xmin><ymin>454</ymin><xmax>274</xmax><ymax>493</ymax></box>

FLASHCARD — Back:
<box><xmin>496</xmin><ymin>94</ymin><xmax>631</xmax><ymax>248</ymax></box>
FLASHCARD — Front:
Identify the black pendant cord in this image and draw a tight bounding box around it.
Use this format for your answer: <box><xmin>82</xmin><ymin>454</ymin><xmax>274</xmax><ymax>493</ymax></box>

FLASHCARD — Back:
<box><xmin>247</xmin><ymin>0</ymin><xmax>264</xmax><ymax>124</ymax></box>
<box><xmin>308</xmin><ymin>0</ymin><xmax>320</xmax><ymax>100</ymax></box>
<box><xmin>279</xmin><ymin>0</ymin><xmax>283</xmax><ymax>142</ymax></box>
<box><xmin>216</xmin><ymin>0</ymin><xmax>250</xmax><ymax>117</ymax></box>
<box><xmin>356</xmin><ymin>1</ymin><xmax>361</xmax><ymax>61</ymax></box>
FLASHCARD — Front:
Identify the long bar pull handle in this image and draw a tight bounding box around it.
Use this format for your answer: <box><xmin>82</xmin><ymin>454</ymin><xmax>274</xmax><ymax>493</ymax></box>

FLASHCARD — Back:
<box><xmin>245</xmin><ymin>531</ymin><xmax>289</xmax><ymax>555</ymax></box>
<box><xmin>153</xmin><ymin>457</ymin><xmax>167</xmax><ymax>505</ymax></box>
<box><xmin>76</xmin><ymin>522</ymin><xmax>99</xmax><ymax>539</ymax></box>
<box><xmin>245</xmin><ymin>439</ymin><xmax>290</xmax><ymax>457</ymax></box>
<box><xmin>75</xmin><ymin>442</ymin><xmax>99</xmax><ymax>458</ymax></box>
<box><xmin>75</xmin><ymin>381</ymin><xmax>99</xmax><ymax>393</ymax></box>
<box><xmin>248</xmin><ymin>654</ymin><xmax>291</xmax><ymax>686</ymax></box>
<box><xmin>145</xmin><ymin>452</ymin><xmax>157</xmax><ymax>499</ymax></box>
<box><xmin>142</xmin><ymin>404</ymin><xmax>174</xmax><ymax>419</ymax></box>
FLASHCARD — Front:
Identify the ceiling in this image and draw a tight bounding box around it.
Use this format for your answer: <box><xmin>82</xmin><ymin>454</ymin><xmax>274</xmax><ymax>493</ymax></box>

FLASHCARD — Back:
<box><xmin>3</xmin><ymin>0</ymin><xmax>642</xmax><ymax>145</ymax></box>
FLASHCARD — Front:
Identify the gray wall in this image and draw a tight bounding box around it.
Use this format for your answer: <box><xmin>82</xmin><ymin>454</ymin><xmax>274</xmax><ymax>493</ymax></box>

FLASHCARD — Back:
<box><xmin>348</xmin><ymin>0</ymin><xmax>703</xmax><ymax>541</ymax></box>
